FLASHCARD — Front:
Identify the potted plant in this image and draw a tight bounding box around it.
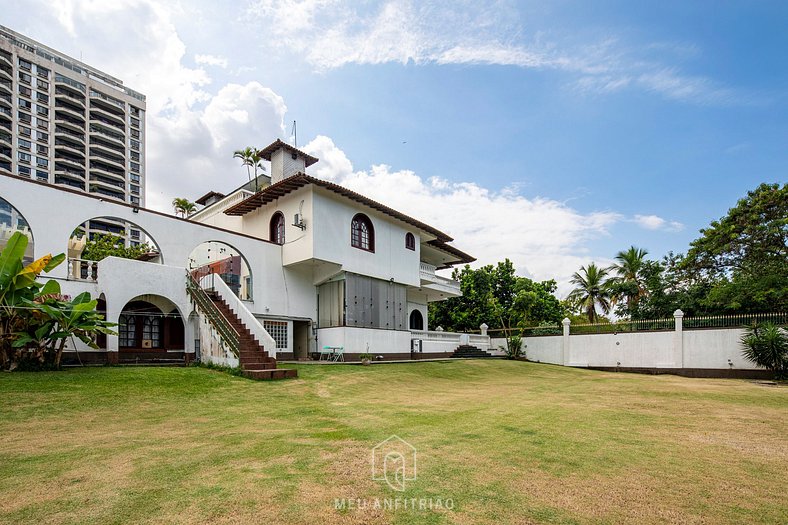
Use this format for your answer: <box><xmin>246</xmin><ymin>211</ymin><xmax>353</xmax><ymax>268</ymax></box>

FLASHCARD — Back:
<box><xmin>359</xmin><ymin>352</ymin><xmax>373</xmax><ymax>366</ymax></box>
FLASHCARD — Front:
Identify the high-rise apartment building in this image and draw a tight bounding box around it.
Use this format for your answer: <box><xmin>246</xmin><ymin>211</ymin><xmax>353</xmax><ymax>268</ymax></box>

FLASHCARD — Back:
<box><xmin>0</xmin><ymin>25</ymin><xmax>146</xmax><ymax>244</ymax></box>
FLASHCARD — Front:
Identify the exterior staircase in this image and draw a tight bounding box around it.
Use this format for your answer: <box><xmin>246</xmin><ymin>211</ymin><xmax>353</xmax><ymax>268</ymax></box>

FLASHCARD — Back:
<box><xmin>186</xmin><ymin>273</ymin><xmax>296</xmax><ymax>380</ymax></box>
<box><xmin>451</xmin><ymin>345</ymin><xmax>494</xmax><ymax>359</ymax></box>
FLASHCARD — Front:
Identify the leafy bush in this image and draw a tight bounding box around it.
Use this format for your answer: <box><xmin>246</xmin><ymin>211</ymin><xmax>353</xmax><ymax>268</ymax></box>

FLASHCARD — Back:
<box><xmin>503</xmin><ymin>334</ymin><xmax>524</xmax><ymax>360</ymax></box>
<box><xmin>740</xmin><ymin>322</ymin><xmax>788</xmax><ymax>379</ymax></box>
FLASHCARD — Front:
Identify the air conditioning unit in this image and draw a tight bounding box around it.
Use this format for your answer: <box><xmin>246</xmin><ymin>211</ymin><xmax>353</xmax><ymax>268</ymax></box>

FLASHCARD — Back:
<box><xmin>293</xmin><ymin>213</ymin><xmax>306</xmax><ymax>230</ymax></box>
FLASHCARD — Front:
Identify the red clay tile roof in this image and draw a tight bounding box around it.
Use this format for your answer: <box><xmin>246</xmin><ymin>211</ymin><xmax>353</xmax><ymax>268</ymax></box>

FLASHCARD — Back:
<box><xmin>223</xmin><ymin>172</ymin><xmax>475</xmax><ymax>265</ymax></box>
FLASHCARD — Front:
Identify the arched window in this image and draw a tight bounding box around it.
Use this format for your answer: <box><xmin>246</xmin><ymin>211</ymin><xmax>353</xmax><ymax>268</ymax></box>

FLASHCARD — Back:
<box><xmin>409</xmin><ymin>310</ymin><xmax>424</xmax><ymax>330</ymax></box>
<box><xmin>351</xmin><ymin>213</ymin><xmax>374</xmax><ymax>252</ymax></box>
<box><xmin>270</xmin><ymin>212</ymin><xmax>285</xmax><ymax>245</ymax></box>
<box><xmin>405</xmin><ymin>232</ymin><xmax>415</xmax><ymax>251</ymax></box>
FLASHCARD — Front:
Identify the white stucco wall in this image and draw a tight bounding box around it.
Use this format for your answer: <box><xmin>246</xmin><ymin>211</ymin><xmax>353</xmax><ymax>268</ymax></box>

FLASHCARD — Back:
<box><xmin>0</xmin><ymin>174</ymin><xmax>316</xmax><ymax>324</ymax></box>
<box><xmin>511</xmin><ymin>327</ymin><xmax>764</xmax><ymax>370</ymax></box>
<box><xmin>317</xmin><ymin>327</ymin><xmax>412</xmax><ymax>356</ymax></box>
<box><xmin>312</xmin><ymin>188</ymin><xmax>420</xmax><ymax>286</ymax></box>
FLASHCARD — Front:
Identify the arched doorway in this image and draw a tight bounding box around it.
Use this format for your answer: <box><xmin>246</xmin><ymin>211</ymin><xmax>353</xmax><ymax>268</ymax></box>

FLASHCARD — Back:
<box><xmin>409</xmin><ymin>310</ymin><xmax>424</xmax><ymax>330</ymax></box>
<box><xmin>0</xmin><ymin>195</ymin><xmax>34</xmax><ymax>264</ymax></box>
<box><xmin>118</xmin><ymin>295</ymin><xmax>184</xmax><ymax>362</ymax></box>
<box><xmin>67</xmin><ymin>216</ymin><xmax>162</xmax><ymax>281</ymax></box>
<box><xmin>188</xmin><ymin>241</ymin><xmax>253</xmax><ymax>301</ymax></box>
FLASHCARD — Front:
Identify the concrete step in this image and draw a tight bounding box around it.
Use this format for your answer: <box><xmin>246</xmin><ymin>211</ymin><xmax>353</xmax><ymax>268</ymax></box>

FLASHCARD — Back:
<box><xmin>243</xmin><ymin>368</ymin><xmax>298</xmax><ymax>380</ymax></box>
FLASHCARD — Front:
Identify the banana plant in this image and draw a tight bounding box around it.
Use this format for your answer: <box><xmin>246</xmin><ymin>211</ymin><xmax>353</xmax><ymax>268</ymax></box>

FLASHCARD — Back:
<box><xmin>14</xmin><ymin>291</ymin><xmax>117</xmax><ymax>368</ymax></box>
<box><xmin>1</xmin><ymin>232</ymin><xmax>115</xmax><ymax>370</ymax></box>
<box><xmin>0</xmin><ymin>232</ymin><xmax>63</xmax><ymax>368</ymax></box>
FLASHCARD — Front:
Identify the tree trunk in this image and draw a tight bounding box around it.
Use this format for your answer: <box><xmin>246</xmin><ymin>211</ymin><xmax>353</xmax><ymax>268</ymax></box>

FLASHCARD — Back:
<box><xmin>55</xmin><ymin>338</ymin><xmax>67</xmax><ymax>369</ymax></box>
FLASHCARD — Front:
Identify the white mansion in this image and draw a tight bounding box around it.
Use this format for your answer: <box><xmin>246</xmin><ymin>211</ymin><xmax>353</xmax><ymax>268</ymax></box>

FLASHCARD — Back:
<box><xmin>0</xmin><ymin>139</ymin><xmax>491</xmax><ymax>377</ymax></box>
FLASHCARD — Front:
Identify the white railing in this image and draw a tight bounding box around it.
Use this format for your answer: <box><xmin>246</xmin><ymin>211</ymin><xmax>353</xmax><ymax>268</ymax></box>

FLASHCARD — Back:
<box><xmin>67</xmin><ymin>258</ymin><xmax>98</xmax><ymax>281</ymax></box>
<box><xmin>419</xmin><ymin>261</ymin><xmax>436</xmax><ymax>278</ymax></box>
<box><xmin>190</xmin><ymin>190</ymin><xmax>255</xmax><ymax>219</ymax></box>
<box><xmin>198</xmin><ymin>274</ymin><xmax>277</xmax><ymax>355</ymax></box>
<box><xmin>410</xmin><ymin>330</ymin><xmax>462</xmax><ymax>342</ymax></box>
<box><xmin>411</xmin><ymin>329</ymin><xmax>492</xmax><ymax>352</ymax></box>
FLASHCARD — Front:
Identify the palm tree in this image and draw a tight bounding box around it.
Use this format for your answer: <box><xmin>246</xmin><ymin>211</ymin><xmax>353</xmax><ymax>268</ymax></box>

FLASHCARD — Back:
<box><xmin>172</xmin><ymin>198</ymin><xmax>195</xmax><ymax>218</ymax></box>
<box><xmin>233</xmin><ymin>147</ymin><xmax>265</xmax><ymax>191</ymax></box>
<box><xmin>608</xmin><ymin>246</ymin><xmax>649</xmax><ymax>311</ymax></box>
<box><xmin>566</xmin><ymin>263</ymin><xmax>612</xmax><ymax>324</ymax></box>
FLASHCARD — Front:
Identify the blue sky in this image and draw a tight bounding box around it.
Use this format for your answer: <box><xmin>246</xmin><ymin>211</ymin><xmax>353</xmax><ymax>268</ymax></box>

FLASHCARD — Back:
<box><xmin>4</xmin><ymin>1</ymin><xmax>787</xmax><ymax>292</ymax></box>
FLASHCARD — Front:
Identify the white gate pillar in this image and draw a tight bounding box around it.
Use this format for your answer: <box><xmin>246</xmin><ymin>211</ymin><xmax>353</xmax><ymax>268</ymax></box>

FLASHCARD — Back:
<box><xmin>672</xmin><ymin>309</ymin><xmax>684</xmax><ymax>368</ymax></box>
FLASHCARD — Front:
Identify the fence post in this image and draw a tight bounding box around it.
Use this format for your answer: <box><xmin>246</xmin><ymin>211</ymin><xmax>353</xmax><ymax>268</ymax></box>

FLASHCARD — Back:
<box><xmin>673</xmin><ymin>309</ymin><xmax>684</xmax><ymax>368</ymax></box>
<box><xmin>479</xmin><ymin>323</ymin><xmax>488</xmax><ymax>336</ymax></box>
<box><xmin>562</xmin><ymin>317</ymin><xmax>571</xmax><ymax>366</ymax></box>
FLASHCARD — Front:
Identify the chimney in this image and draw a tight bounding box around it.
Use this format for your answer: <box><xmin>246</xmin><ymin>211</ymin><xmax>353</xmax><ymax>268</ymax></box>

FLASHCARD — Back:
<box><xmin>259</xmin><ymin>139</ymin><xmax>319</xmax><ymax>184</ymax></box>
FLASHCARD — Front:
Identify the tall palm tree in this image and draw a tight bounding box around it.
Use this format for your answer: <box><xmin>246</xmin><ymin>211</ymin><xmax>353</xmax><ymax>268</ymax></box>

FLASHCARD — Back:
<box><xmin>608</xmin><ymin>246</ymin><xmax>649</xmax><ymax>310</ymax></box>
<box><xmin>566</xmin><ymin>263</ymin><xmax>612</xmax><ymax>323</ymax></box>
<box><xmin>172</xmin><ymin>197</ymin><xmax>195</xmax><ymax>218</ymax></box>
<box><xmin>233</xmin><ymin>147</ymin><xmax>264</xmax><ymax>191</ymax></box>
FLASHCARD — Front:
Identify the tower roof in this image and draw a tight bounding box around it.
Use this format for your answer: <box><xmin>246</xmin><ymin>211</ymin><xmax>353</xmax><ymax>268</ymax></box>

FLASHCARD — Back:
<box><xmin>258</xmin><ymin>139</ymin><xmax>319</xmax><ymax>168</ymax></box>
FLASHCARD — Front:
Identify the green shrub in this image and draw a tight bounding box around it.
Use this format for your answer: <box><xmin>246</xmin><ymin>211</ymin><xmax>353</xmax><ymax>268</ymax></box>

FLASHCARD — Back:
<box><xmin>740</xmin><ymin>322</ymin><xmax>788</xmax><ymax>379</ymax></box>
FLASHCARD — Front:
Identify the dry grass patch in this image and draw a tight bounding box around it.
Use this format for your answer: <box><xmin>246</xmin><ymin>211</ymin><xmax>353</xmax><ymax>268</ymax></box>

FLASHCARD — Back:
<box><xmin>0</xmin><ymin>363</ymin><xmax>786</xmax><ymax>524</ymax></box>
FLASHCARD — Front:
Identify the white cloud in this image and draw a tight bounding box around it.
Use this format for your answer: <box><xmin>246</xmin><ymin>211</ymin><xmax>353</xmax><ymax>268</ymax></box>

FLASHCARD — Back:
<box><xmin>245</xmin><ymin>0</ymin><xmax>742</xmax><ymax>105</ymax></box>
<box><xmin>304</xmin><ymin>136</ymin><xmax>621</xmax><ymax>293</ymax></box>
<box><xmin>194</xmin><ymin>53</ymin><xmax>228</xmax><ymax>68</ymax></box>
<box><xmin>634</xmin><ymin>214</ymin><xmax>684</xmax><ymax>232</ymax></box>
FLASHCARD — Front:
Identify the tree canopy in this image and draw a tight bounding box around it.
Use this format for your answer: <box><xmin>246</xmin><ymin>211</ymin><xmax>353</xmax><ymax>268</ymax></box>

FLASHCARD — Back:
<box><xmin>81</xmin><ymin>234</ymin><xmax>154</xmax><ymax>262</ymax></box>
<box><xmin>429</xmin><ymin>259</ymin><xmax>565</xmax><ymax>333</ymax></box>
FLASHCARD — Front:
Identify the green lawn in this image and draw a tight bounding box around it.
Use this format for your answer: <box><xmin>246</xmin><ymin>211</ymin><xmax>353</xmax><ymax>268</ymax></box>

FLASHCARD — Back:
<box><xmin>0</xmin><ymin>361</ymin><xmax>786</xmax><ymax>524</ymax></box>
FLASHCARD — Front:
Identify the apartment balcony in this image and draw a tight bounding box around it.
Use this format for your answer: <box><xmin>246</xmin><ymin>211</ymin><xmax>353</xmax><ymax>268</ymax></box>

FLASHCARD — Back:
<box><xmin>0</xmin><ymin>160</ymin><xmax>12</xmax><ymax>175</ymax></box>
<box><xmin>89</xmin><ymin>107</ymin><xmax>125</xmax><ymax>129</ymax></box>
<box><xmin>418</xmin><ymin>261</ymin><xmax>461</xmax><ymax>298</ymax></box>
<box><xmin>0</xmin><ymin>53</ymin><xmax>10</xmax><ymax>67</ymax></box>
<box><xmin>0</xmin><ymin>93</ymin><xmax>11</xmax><ymax>108</ymax></box>
<box><xmin>0</xmin><ymin>79</ymin><xmax>11</xmax><ymax>96</ymax></box>
<box><xmin>89</xmin><ymin>138</ymin><xmax>126</xmax><ymax>156</ymax></box>
<box><xmin>0</xmin><ymin>146</ymin><xmax>11</xmax><ymax>160</ymax></box>
<box><xmin>89</xmin><ymin>148</ymin><xmax>125</xmax><ymax>170</ymax></box>
<box><xmin>55</xmin><ymin>125</ymin><xmax>86</xmax><ymax>145</ymax></box>
<box><xmin>0</xmin><ymin>68</ymin><xmax>11</xmax><ymax>82</ymax></box>
<box><xmin>89</xmin><ymin>125</ymin><xmax>125</xmax><ymax>148</ymax></box>
<box><xmin>55</xmin><ymin>88</ymin><xmax>86</xmax><ymax>109</ymax></box>
<box><xmin>88</xmin><ymin>185</ymin><xmax>126</xmax><ymax>202</ymax></box>
<box><xmin>54</xmin><ymin>176</ymin><xmax>86</xmax><ymax>191</ymax></box>
<box><xmin>54</xmin><ymin>155</ymin><xmax>86</xmax><ymax>170</ymax></box>
<box><xmin>89</xmin><ymin>160</ymin><xmax>125</xmax><ymax>179</ymax></box>
<box><xmin>54</xmin><ymin>112</ymin><xmax>86</xmax><ymax>131</ymax></box>
<box><xmin>0</xmin><ymin>130</ymin><xmax>10</xmax><ymax>145</ymax></box>
<box><xmin>90</xmin><ymin>95</ymin><xmax>125</xmax><ymax>116</ymax></box>
<box><xmin>54</xmin><ymin>105</ymin><xmax>86</xmax><ymax>124</ymax></box>
<box><xmin>89</xmin><ymin>173</ymin><xmax>125</xmax><ymax>188</ymax></box>
<box><xmin>54</xmin><ymin>165</ymin><xmax>86</xmax><ymax>181</ymax></box>
<box><xmin>0</xmin><ymin>105</ymin><xmax>11</xmax><ymax>118</ymax></box>
<box><xmin>55</xmin><ymin>138</ymin><xmax>86</xmax><ymax>157</ymax></box>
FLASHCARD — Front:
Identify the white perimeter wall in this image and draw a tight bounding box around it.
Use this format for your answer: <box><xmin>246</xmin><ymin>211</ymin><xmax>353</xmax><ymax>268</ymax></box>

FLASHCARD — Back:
<box><xmin>507</xmin><ymin>327</ymin><xmax>762</xmax><ymax>370</ymax></box>
<box><xmin>318</xmin><ymin>327</ymin><xmax>412</xmax><ymax>355</ymax></box>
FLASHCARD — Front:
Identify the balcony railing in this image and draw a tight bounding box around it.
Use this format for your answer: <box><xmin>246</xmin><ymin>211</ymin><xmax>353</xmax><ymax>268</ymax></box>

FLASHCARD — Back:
<box><xmin>68</xmin><ymin>258</ymin><xmax>98</xmax><ymax>281</ymax></box>
<box><xmin>419</xmin><ymin>261</ymin><xmax>436</xmax><ymax>278</ymax></box>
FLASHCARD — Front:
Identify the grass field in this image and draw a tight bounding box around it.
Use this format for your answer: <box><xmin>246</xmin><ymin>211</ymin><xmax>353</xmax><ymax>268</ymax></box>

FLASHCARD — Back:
<box><xmin>0</xmin><ymin>361</ymin><xmax>786</xmax><ymax>524</ymax></box>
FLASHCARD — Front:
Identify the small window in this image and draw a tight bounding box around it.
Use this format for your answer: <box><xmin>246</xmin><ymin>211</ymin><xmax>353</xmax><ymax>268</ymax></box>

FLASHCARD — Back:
<box><xmin>270</xmin><ymin>212</ymin><xmax>285</xmax><ymax>245</ymax></box>
<box><xmin>351</xmin><ymin>213</ymin><xmax>374</xmax><ymax>252</ymax></box>
<box><xmin>409</xmin><ymin>310</ymin><xmax>424</xmax><ymax>330</ymax></box>
<box><xmin>405</xmin><ymin>232</ymin><xmax>415</xmax><ymax>251</ymax></box>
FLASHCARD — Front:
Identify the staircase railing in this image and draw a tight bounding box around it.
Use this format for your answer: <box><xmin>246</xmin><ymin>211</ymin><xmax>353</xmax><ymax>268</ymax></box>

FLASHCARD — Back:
<box><xmin>185</xmin><ymin>271</ymin><xmax>239</xmax><ymax>357</ymax></box>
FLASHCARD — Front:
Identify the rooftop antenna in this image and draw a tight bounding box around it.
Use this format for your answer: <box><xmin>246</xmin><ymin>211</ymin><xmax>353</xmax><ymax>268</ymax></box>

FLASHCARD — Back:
<box><xmin>291</xmin><ymin>120</ymin><xmax>297</xmax><ymax>147</ymax></box>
